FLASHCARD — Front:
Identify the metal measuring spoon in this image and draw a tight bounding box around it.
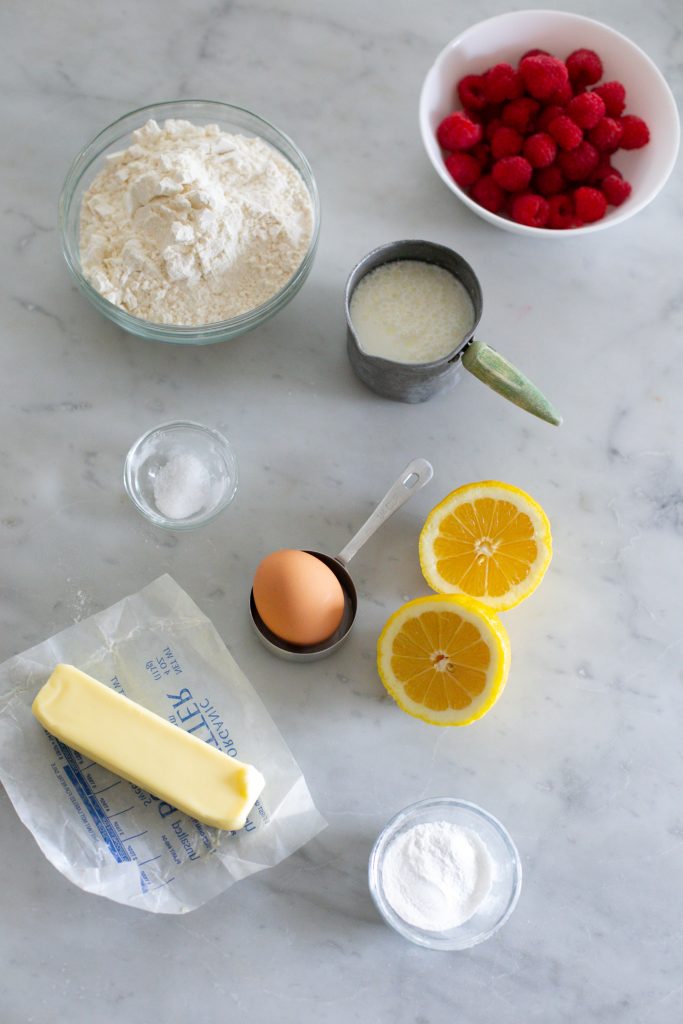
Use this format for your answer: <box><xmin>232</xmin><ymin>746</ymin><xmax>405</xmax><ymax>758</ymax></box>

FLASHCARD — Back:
<box><xmin>249</xmin><ymin>458</ymin><xmax>434</xmax><ymax>662</ymax></box>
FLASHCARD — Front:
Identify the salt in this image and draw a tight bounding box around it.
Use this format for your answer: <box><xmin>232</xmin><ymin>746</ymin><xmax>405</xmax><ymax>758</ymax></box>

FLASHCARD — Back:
<box><xmin>381</xmin><ymin>821</ymin><xmax>493</xmax><ymax>931</ymax></box>
<box><xmin>153</xmin><ymin>453</ymin><xmax>212</xmax><ymax>520</ymax></box>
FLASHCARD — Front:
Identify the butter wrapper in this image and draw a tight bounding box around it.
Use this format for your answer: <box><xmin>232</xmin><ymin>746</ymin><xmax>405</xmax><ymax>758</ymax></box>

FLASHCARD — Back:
<box><xmin>0</xmin><ymin>574</ymin><xmax>326</xmax><ymax>913</ymax></box>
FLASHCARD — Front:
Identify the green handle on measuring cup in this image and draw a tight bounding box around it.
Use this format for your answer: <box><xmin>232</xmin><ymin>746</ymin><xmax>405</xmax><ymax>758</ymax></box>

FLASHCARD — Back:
<box><xmin>461</xmin><ymin>339</ymin><xmax>562</xmax><ymax>426</ymax></box>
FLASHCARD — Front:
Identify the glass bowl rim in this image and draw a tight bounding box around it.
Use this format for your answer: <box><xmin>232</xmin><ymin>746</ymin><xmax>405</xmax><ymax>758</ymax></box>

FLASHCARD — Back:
<box><xmin>368</xmin><ymin>796</ymin><xmax>523</xmax><ymax>950</ymax></box>
<box><xmin>59</xmin><ymin>98</ymin><xmax>321</xmax><ymax>335</ymax></box>
<box><xmin>123</xmin><ymin>418</ymin><xmax>239</xmax><ymax>530</ymax></box>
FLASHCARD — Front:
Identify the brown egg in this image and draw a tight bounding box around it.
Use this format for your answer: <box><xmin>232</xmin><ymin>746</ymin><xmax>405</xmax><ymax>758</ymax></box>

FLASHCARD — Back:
<box><xmin>253</xmin><ymin>549</ymin><xmax>346</xmax><ymax>646</ymax></box>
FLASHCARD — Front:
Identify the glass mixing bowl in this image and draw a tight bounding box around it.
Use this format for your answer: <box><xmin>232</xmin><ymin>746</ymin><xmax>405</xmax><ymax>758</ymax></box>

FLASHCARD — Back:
<box><xmin>369</xmin><ymin>797</ymin><xmax>522</xmax><ymax>950</ymax></box>
<box><xmin>59</xmin><ymin>100</ymin><xmax>320</xmax><ymax>343</ymax></box>
<box><xmin>124</xmin><ymin>421</ymin><xmax>238</xmax><ymax>529</ymax></box>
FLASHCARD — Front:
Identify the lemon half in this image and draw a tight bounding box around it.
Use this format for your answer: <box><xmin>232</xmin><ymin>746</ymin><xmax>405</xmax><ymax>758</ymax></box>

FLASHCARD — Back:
<box><xmin>377</xmin><ymin>594</ymin><xmax>511</xmax><ymax>726</ymax></box>
<box><xmin>419</xmin><ymin>481</ymin><xmax>552</xmax><ymax>611</ymax></box>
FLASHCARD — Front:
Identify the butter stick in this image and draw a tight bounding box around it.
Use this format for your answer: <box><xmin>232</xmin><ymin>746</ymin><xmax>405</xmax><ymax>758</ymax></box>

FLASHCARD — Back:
<box><xmin>32</xmin><ymin>664</ymin><xmax>265</xmax><ymax>831</ymax></box>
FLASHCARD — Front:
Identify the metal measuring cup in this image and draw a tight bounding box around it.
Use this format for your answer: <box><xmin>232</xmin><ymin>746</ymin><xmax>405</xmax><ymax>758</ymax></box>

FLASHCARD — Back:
<box><xmin>249</xmin><ymin>458</ymin><xmax>434</xmax><ymax>661</ymax></box>
<box><xmin>346</xmin><ymin>240</ymin><xmax>561</xmax><ymax>425</ymax></box>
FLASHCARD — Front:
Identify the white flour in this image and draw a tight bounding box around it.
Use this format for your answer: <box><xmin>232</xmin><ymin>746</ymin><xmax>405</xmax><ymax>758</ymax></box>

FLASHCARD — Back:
<box><xmin>382</xmin><ymin>821</ymin><xmax>492</xmax><ymax>931</ymax></box>
<box><xmin>79</xmin><ymin>119</ymin><xmax>314</xmax><ymax>325</ymax></box>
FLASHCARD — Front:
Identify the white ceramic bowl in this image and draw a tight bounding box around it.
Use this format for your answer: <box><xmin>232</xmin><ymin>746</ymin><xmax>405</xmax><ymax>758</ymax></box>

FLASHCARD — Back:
<box><xmin>419</xmin><ymin>10</ymin><xmax>680</xmax><ymax>236</ymax></box>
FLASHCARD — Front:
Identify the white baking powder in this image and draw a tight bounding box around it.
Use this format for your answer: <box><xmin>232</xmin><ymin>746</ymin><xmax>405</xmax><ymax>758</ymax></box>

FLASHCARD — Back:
<box><xmin>153</xmin><ymin>453</ymin><xmax>212</xmax><ymax>520</ymax></box>
<box><xmin>382</xmin><ymin>821</ymin><xmax>493</xmax><ymax>931</ymax></box>
<box><xmin>80</xmin><ymin>119</ymin><xmax>314</xmax><ymax>325</ymax></box>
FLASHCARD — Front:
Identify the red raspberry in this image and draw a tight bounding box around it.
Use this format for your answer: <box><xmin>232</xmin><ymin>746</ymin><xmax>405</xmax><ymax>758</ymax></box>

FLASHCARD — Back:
<box><xmin>511</xmin><ymin>192</ymin><xmax>550</xmax><ymax>227</ymax></box>
<box><xmin>548</xmin><ymin>115</ymin><xmax>583</xmax><ymax>151</ymax></box>
<box><xmin>536</xmin><ymin>104</ymin><xmax>565</xmax><ymax>131</ymax></box>
<box><xmin>479</xmin><ymin>103</ymin><xmax>503</xmax><ymax>123</ymax></box>
<box><xmin>619</xmin><ymin>115</ymin><xmax>650</xmax><ymax>149</ymax></box>
<box><xmin>534</xmin><ymin>164</ymin><xmax>566</xmax><ymax>196</ymax></box>
<box><xmin>501</xmin><ymin>97</ymin><xmax>540</xmax><ymax>133</ymax></box>
<box><xmin>547</xmin><ymin>193</ymin><xmax>574</xmax><ymax>229</ymax></box>
<box><xmin>436</xmin><ymin>112</ymin><xmax>483</xmax><ymax>151</ymax></box>
<box><xmin>499</xmin><ymin>191</ymin><xmax>515</xmax><ymax>217</ymax></box>
<box><xmin>470</xmin><ymin>174</ymin><xmax>505</xmax><ymax>213</ymax></box>
<box><xmin>551</xmin><ymin>79</ymin><xmax>573</xmax><ymax>106</ymax></box>
<box><xmin>483</xmin><ymin>63</ymin><xmax>524</xmax><ymax>103</ymax></box>
<box><xmin>602</xmin><ymin>173</ymin><xmax>632</xmax><ymax>206</ymax></box>
<box><xmin>492</xmin><ymin>155</ymin><xmax>533</xmax><ymax>192</ymax></box>
<box><xmin>457</xmin><ymin>74</ymin><xmax>488</xmax><ymax>112</ymax></box>
<box><xmin>520</xmin><ymin>48</ymin><xmax>550</xmax><ymax>60</ymax></box>
<box><xmin>491</xmin><ymin>126</ymin><xmax>523</xmax><ymax>159</ymax></box>
<box><xmin>484</xmin><ymin>117</ymin><xmax>502</xmax><ymax>141</ymax></box>
<box><xmin>588</xmin><ymin>117</ymin><xmax>623</xmax><ymax>152</ymax></box>
<box><xmin>523</xmin><ymin>132</ymin><xmax>557</xmax><ymax>169</ymax></box>
<box><xmin>591</xmin><ymin>81</ymin><xmax>626</xmax><ymax>117</ymax></box>
<box><xmin>471</xmin><ymin>142</ymin><xmax>492</xmax><ymax>170</ymax></box>
<box><xmin>519</xmin><ymin>54</ymin><xmax>569</xmax><ymax>101</ymax></box>
<box><xmin>445</xmin><ymin>152</ymin><xmax>482</xmax><ymax>188</ymax></box>
<box><xmin>567</xmin><ymin>91</ymin><xmax>606</xmax><ymax>129</ymax></box>
<box><xmin>557</xmin><ymin>140</ymin><xmax>599</xmax><ymax>181</ymax></box>
<box><xmin>566</xmin><ymin>48</ymin><xmax>603</xmax><ymax>88</ymax></box>
<box><xmin>590</xmin><ymin>155</ymin><xmax>620</xmax><ymax>182</ymax></box>
<box><xmin>574</xmin><ymin>186</ymin><xmax>607</xmax><ymax>222</ymax></box>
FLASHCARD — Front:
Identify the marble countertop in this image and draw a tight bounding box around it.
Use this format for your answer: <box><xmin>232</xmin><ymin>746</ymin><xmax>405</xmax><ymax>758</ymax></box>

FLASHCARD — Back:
<box><xmin>2</xmin><ymin>1</ymin><xmax>682</xmax><ymax>1021</ymax></box>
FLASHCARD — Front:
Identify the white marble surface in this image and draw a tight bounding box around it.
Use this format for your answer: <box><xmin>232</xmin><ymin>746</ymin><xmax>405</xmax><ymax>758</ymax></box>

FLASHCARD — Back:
<box><xmin>1</xmin><ymin>0</ymin><xmax>682</xmax><ymax>1020</ymax></box>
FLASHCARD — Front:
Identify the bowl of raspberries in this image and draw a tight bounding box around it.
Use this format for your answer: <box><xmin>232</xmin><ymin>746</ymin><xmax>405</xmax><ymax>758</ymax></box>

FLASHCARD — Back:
<box><xmin>419</xmin><ymin>10</ymin><xmax>679</xmax><ymax>234</ymax></box>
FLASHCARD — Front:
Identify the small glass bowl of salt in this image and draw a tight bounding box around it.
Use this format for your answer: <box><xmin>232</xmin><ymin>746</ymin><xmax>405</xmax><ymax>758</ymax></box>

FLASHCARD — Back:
<box><xmin>124</xmin><ymin>421</ymin><xmax>238</xmax><ymax>530</ymax></box>
<box><xmin>368</xmin><ymin>797</ymin><xmax>522</xmax><ymax>951</ymax></box>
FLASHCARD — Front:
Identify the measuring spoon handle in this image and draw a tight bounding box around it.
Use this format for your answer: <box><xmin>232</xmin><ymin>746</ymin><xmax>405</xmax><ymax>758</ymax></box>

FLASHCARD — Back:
<box><xmin>336</xmin><ymin>458</ymin><xmax>434</xmax><ymax>568</ymax></box>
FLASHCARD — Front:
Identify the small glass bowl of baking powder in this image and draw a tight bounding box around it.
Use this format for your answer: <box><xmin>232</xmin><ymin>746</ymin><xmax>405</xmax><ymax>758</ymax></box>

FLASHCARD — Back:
<box><xmin>59</xmin><ymin>99</ymin><xmax>320</xmax><ymax>344</ymax></box>
<box><xmin>124</xmin><ymin>421</ymin><xmax>238</xmax><ymax>530</ymax></box>
<box><xmin>368</xmin><ymin>797</ymin><xmax>522</xmax><ymax>951</ymax></box>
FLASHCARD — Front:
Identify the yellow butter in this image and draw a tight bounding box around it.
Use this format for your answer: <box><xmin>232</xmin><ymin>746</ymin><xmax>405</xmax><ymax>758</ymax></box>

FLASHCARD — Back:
<box><xmin>32</xmin><ymin>664</ymin><xmax>265</xmax><ymax>831</ymax></box>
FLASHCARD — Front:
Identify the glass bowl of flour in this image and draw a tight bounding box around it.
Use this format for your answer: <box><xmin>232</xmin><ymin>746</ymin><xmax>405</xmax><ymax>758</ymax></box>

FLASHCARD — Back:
<box><xmin>59</xmin><ymin>100</ymin><xmax>320</xmax><ymax>343</ymax></box>
<box><xmin>369</xmin><ymin>797</ymin><xmax>522</xmax><ymax>950</ymax></box>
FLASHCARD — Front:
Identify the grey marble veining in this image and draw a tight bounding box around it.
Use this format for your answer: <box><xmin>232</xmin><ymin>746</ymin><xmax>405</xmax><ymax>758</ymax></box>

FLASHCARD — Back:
<box><xmin>1</xmin><ymin>0</ymin><xmax>682</xmax><ymax>1021</ymax></box>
